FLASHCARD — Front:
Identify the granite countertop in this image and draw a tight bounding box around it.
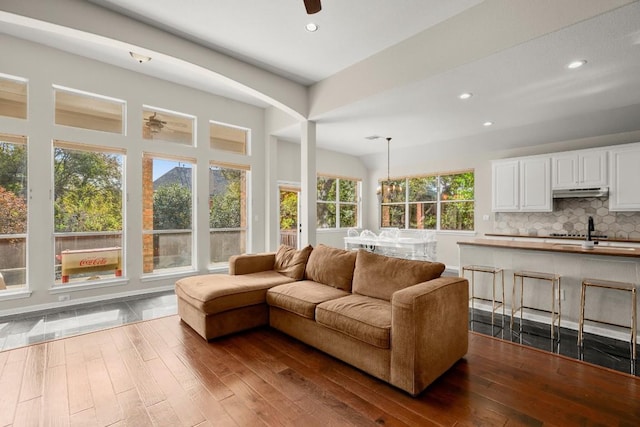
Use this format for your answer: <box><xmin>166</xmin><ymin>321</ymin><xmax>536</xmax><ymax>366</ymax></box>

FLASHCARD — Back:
<box><xmin>458</xmin><ymin>238</ymin><xmax>640</xmax><ymax>258</ymax></box>
<box><xmin>485</xmin><ymin>233</ymin><xmax>640</xmax><ymax>244</ymax></box>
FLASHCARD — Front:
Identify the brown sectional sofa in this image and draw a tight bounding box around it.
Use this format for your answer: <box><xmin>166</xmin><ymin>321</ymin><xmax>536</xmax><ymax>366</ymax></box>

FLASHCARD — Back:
<box><xmin>175</xmin><ymin>244</ymin><xmax>469</xmax><ymax>396</ymax></box>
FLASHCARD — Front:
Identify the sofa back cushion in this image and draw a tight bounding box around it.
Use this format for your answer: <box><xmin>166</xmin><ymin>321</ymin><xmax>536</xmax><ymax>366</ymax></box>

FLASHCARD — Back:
<box><xmin>274</xmin><ymin>244</ymin><xmax>313</xmax><ymax>280</ymax></box>
<box><xmin>305</xmin><ymin>244</ymin><xmax>357</xmax><ymax>292</ymax></box>
<box><xmin>352</xmin><ymin>250</ymin><xmax>445</xmax><ymax>301</ymax></box>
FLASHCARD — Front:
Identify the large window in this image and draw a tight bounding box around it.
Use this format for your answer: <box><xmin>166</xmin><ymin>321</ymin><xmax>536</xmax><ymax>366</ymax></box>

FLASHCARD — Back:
<box><xmin>142</xmin><ymin>154</ymin><xmax>194</xmax><ymax>274</ymax></box>
<box><xmin>0</xmin><ymin>134</ymin><xmax>27</xmax><ymax>291</ymax></box>
<box><xmin>53</xmin><ymin>141</ymin><xmax>124</xmax><ymax>284</ymax></box>
<box><xmin>381</xmin><ymin>171</ymin><xmax>474</xmax><ymax>231</ymax></box>
<box><xmin>209</xmin><ymin>162</ymin><xmax>248</xmax><ymax>266</ymax></box>
<box><xmin>317</xmin><ymin>175</ymin><xmax>361</xmax><ymax>229</ymax></box>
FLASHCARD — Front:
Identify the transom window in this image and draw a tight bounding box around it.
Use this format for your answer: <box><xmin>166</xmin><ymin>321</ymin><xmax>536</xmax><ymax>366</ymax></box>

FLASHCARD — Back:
<box><xmin>210</xmin><ymin>121</ymin><xmax>249</xmax><ymax>155</ymax></box>
<box><xmin>317</xmin><ymin>175</ymin><xmax>361</xmax><ymax>229</ymax></box>
<box><xmin>54</xmin><ymin>85</ymin><xmax>125</xmax><ymax>134</ymax></box>
<box><xmin>380</xmin><ymin>171</ymin><xmax>474</xmax><ymax>231</ymax></box>
<box><xmin>142</xmin><ymin>106</ymin><xmax>195</xmax><ymax>146</ymax></box>
<box><xmin>0</xmin><ymin>74</ymin><xmax>27</xmax><ymax>119</ymax></box>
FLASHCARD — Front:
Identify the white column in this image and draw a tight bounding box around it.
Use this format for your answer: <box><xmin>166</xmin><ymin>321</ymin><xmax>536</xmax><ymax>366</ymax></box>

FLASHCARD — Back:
<box><xmin>300</xmin><ymin>121</ymin><xmax>316</xmax><ymax>247</ymax></box>
<box><xmin>265</xmin><ymin>134</ymin><xmax>279</xmax><ymax>251</ymax></box>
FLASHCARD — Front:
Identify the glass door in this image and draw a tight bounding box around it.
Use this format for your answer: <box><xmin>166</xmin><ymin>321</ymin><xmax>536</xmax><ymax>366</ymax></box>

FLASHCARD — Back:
<box><xmin>278</xmin><ymin>185</ymin><xmax>300</xmax><ymax>249</ymax></box>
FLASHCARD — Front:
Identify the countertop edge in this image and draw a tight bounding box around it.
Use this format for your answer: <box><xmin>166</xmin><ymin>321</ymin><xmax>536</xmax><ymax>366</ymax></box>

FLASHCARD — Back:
<box><xmin>458</xmin><ymin>239</ymin><xmax>640</xmax><ymax>258</ymax></box>
<box><xmin>484</xmin><ymin>233</ymin><xmax>640</xmax><ymax>244</ymax></box>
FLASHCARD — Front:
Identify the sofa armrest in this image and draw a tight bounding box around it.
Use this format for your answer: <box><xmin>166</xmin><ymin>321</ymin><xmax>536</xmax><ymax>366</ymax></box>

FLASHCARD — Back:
<box><xmin>228</xmin><ymin>252</ymin><xmax>276</xmax><ymax>275</ymax></box>
<box><xmin>390</xmin><ymin>276</ymin><xmax>468</xmax><ymax>395</ymax></box>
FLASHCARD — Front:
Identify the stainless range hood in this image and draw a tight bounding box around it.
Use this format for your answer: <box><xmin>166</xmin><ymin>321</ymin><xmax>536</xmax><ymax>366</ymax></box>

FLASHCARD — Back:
<box><xmin>552</xmin><ymin>187</ymin><xmax>609</xmax><ymax>198</ymax></box>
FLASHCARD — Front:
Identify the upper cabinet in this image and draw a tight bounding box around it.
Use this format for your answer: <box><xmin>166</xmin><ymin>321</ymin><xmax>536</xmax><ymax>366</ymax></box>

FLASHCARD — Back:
<box><xmin>492</xmin><ymin>156</ymin><xmax>551</xmax><ymax>212</ymax></box>
<box><xmin>551</xmin><ymin>149</ymin><xmax>607</xmax><ymax>189</ymax></box>
<box><xmin>609</xmin><ymin>142</ymin><xmax>640</xmax><ymax>211</ymax></box>
<box><xmin>492</xmin><ymin>159</ymin><xmax>519</xmax><ymax>211</ymax></box>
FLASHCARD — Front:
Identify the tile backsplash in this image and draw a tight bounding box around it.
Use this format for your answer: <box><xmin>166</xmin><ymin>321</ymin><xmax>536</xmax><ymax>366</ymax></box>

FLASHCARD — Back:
<box><xmin>494</xmin><ymin>197</ymin><xmax>640</xmax><ymax>239</ymax></box>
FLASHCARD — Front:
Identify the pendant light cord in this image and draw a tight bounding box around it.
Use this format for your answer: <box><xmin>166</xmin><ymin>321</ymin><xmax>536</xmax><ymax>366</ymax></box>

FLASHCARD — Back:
<box><xmin>386</xmin><ymin>137</ymin><xmax>391</xmax><ymax>182</ymax></box>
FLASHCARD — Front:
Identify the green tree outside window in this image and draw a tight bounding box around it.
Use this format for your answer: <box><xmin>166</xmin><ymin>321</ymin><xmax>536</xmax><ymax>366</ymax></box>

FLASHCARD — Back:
<box><xmin>380</xmin><ymin>171</ymin><xmax>474</xmax><ymax>231</ymax></box>
<box><xmin>317</xmin><ymin>176</ymin><xmax>360</xmax><ymax>229</ymax></box>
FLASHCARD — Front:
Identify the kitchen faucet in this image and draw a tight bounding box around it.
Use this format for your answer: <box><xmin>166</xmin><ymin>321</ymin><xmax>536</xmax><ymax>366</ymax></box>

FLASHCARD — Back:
<box><xmin>582</xmin><ymin>216</ymin><xmax>597</xmax><ymax>249</ymax></box>
<box><xmin>587</xmin><ymin>216</ymin><xmax>595</xmax><ymax>242</ymax></box>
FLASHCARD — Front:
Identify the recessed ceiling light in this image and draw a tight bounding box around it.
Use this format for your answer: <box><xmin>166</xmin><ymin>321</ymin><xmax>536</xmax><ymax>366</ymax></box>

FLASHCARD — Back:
<box><xmin>305</xmin><ymin>23</ymin><xmax>319</xmax><ymax>32</ymax></box>
<box><xmin>459</xmin><ymin>92</ymin><xmax>473</xmax><ymax>100</ymax></box>
<box><xmin>129</xmin><ymin>51</ymin><xmax>151</xmax><ymax>64</ymax></box>
<box><xmin>567</xmin><ymin>60</ymin><xmax>587</xmax><ymax>69</ymax></box>
<box><xmin>483</xmin><ymin>121</ymin><xmax>494</xmax><ymax>127</ymax></box>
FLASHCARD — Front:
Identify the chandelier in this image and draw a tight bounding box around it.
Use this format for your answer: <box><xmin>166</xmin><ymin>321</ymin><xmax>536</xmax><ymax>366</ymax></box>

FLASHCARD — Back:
<box><xmin>377</xmin><ymin>137</ymin><xmax>402</xmax><ymax>201</ymax></box>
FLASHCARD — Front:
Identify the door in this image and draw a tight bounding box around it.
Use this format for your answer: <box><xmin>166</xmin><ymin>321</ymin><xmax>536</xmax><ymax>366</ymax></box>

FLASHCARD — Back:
<box><xmin>279</xmin><ymin>185</ymin><xmax>301</xmax><ymax>248</ymax></box>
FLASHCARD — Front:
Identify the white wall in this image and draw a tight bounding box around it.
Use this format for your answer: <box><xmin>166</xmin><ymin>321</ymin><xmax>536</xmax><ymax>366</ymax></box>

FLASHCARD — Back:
<box><xmin>0</xmin><ymin>35</ymin><xmax>266</xmax><ymax>314</ymax></box>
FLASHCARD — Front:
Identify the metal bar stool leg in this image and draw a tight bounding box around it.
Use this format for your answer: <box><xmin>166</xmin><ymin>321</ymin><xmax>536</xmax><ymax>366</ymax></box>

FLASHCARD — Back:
<box><xmin>501</xmin><ymin>269</ymin><xmax>505</xmax><ymax>326</ymax></box>
<box><xmin>550</xmin><ymin>277</ymin><xmax>555</xmax><ymax>340</ymax></box>
<box><xmin>632</xmin><ymin>288</ymin><xmax>637</xmax><ymax>360</ymax></box>
<box><xmin>491</xmin><ymin>270</ymin><xmax>496</xmax><ymax>325</ymax></box>
<box><xmin>510</xmin><ymin>273</ymin><xmax>517</xmax><ymax>332</ymax></box>
<box><xmin>557</xmin><ymin>277</ymin><xmax>562</xmax><ymax>339</ymax></box>
<box><xmin>578</xmin><ymin>280</ymin><xmax>586</xmax><ymax>348</ymax></box>
<box><xmin>519</xmin><ymin>274</ymin><xmax>524</xmax><ymax>333</ymax></box>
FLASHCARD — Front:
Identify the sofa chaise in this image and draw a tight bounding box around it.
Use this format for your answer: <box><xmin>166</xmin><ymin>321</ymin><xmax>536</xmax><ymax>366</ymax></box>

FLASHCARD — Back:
<box><xmin>175</xmin><ymin>244</ymin><xmax>469</xmax><ymax>396</ymax></box>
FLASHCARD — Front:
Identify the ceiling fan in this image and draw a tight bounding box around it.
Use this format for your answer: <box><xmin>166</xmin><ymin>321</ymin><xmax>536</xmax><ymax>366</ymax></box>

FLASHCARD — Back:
<box><xmin>144</xmin><ymin>112</ymin><xmax>167</xmax><ymax>134</ymax></box>
<box><xmin>304</xmin><ymin>0</ymin><xmax>321</xmax><ymax>14</ymax></box>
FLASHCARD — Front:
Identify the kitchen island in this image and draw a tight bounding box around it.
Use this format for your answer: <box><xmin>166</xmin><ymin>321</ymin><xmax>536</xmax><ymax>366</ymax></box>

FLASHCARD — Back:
<box><xmin>458</xmin><ymin>238</ymin><xmax>640</xmax><ymax>340</ymax></box>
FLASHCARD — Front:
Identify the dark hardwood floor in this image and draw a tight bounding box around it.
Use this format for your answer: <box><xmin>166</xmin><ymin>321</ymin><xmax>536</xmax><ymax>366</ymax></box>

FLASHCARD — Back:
<box><xmin>1</xmin><ymin>314</ymin><xmax>639</xmax><ymax>426</ymax></box>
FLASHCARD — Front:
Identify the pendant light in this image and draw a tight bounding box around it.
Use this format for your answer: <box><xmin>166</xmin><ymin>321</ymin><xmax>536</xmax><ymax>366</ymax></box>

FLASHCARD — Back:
<box><xmin>381</xmin><ymin>137</ymin><xmax>402</xmax><ymax>200</ymax></box>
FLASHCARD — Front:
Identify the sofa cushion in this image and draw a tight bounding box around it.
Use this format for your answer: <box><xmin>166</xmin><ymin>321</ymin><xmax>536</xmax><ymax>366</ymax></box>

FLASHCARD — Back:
<box><xmin>267</xmin><ymin>280</ymin><xmax>350</xmax><ymax>319</ymax></box>
<box><xmin>304</xmin><ymin>244</ymin><xmax>357</xmax><ymax>292</ymax></box>
<box><xmin>274</xmin><ymin>244</ymin><xmax>313</xmax><ymax>280</ymax></box>
<box><xmin>316</xmin><ymin>294</ymin><xmax>391</xmax><ymax>349</ymax></box>
<box><xmin>175</xmin><ymin>271</ymin><xmax>295</xmax><ymax>315</ymax></box>
<box><xmin>352</xmin><ymin>250</ymin><xmax>445</xmax><ymax>301</ymax></box>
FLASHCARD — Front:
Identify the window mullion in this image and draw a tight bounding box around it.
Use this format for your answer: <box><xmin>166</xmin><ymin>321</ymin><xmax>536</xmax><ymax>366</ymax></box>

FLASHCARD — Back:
<box><xmin>336</xmin><ymin>179</ymin><xmax>340</xmax><ymax>228</ymax></box>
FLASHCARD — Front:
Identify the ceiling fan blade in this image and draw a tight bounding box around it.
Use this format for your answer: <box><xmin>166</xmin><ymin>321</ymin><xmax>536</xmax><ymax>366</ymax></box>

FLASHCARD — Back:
<box><xmin>304</xmin><ymin>0</ymin><xmax>321</xmax><ymax>14</ymax></box>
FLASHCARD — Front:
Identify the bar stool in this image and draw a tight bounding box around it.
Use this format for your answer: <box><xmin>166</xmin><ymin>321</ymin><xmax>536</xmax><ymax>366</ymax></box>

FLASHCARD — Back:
<box><xmin>511</xmin><ymin>271</ymin><xmax>561</xmax><ymax>340</ymax></box>
<box><xmin>462</xmin><ymin>265</ymin><xmax>505</xmax><ymax>325</ymax></box>
<box><xmin>578</xmin><ymin>278</ymin><xmax>637</xmax><ymax>360</ymax></box>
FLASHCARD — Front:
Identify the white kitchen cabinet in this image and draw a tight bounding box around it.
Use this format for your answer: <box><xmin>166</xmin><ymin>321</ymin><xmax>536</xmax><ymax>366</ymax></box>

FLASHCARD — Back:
<box><xmin>552</xmin><ymin>149</ymin><xmax>607</xmax><ymax>189</ymax></box>
<box><xmin>609</xmin><ymin>142</ymin><xmax>640</xmax><ymax>211</ymax></box>
<box><xmin>492</xmin><ymin>157</ymin><xmax>551</xmax><ymax>212</ymax></box>
<box><xmin>492</xmin><ymin>159</ymin><xmax>519</xmax><ymax>211</ymax></box>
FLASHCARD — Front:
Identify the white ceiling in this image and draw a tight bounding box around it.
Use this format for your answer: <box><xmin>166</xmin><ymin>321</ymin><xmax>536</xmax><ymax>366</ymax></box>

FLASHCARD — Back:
<box><xmin>1</xmin><ymin>0</ymin><xmax>640</xmax><ymax>159</ymax></box>
<box><xmin>89</xmin><ymin>0</ymin><xmax>484</xmax><ymax>85</ymax></box>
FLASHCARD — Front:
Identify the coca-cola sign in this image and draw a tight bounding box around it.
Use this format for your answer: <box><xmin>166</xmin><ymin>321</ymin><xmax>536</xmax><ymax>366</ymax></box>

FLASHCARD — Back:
<box><xmin>79</xmin><ymin>257</ymin><xmax>109</xmax><ymax>267</ymax></box>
